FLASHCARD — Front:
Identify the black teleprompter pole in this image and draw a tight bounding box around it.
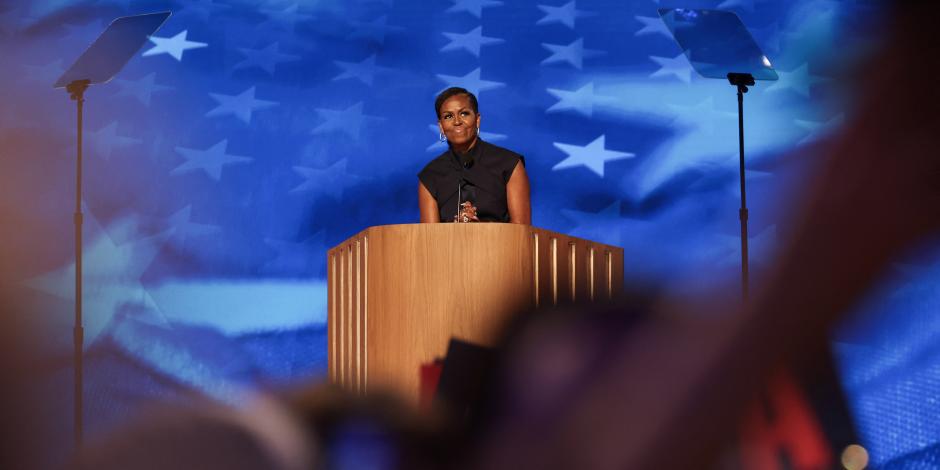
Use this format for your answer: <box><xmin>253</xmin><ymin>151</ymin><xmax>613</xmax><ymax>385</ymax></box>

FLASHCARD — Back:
<box><xmin>53</xmin><ymin>11</ymin><xmax>172</xmax><ymax>452</ymax></box>
<box><xmin>728</xmin><ymin>72</ymin><xmax>754</xmax><ymax>303</ymax></box>
<box><xmin>66</xmin><ymin>78</ymin><xmax>89</xmax><ymax>450</ymax></box>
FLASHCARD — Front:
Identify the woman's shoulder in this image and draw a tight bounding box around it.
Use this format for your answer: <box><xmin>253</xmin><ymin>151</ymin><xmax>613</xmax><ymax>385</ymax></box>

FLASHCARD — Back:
<box><xmin>481</xmin><ymin>140</ymin><xmax>523</xmax><ymax>159</ymax></box>
<box><xmin>481</xmin><ymin>140</ymin><xmax>524</xmax><ymax>171</ymax></box>
<box><xmin>420</xmin><ymin>149</ymin><xmax>453</xmax><ymax>174</ymax></box>
<box><xmin>418</xmin><ymin>150</ymin><xmax>458</xmax><ymax>187</ymax></box>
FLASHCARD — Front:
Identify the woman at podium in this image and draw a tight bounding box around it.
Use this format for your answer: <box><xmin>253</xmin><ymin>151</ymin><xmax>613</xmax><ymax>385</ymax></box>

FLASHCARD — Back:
<box><xmin>418</xmin><ymin>87</ymin><xmax>531</xmax><ymax>224</ymax></box>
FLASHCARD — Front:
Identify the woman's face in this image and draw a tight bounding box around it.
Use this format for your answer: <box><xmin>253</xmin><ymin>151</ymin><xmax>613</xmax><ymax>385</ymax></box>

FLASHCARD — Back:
<box><xmin>438</xmin><ymin>94</ymin><xmax>480</xmax><ymax>149</ymax></box>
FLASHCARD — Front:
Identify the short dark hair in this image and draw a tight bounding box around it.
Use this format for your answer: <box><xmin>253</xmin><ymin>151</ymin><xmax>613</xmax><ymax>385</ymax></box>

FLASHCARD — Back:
<box><xmin>434</xmin><ymin>87</ymin><xmax>478</xmax><ymax>118</ymax></box>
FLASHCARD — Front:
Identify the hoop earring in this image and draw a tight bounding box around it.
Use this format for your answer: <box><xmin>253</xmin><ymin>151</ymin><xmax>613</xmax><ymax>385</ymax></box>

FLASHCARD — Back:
<box><xmin>477</xmin><ymin>127</ymin><xmax>480</xmax><ymax>135</ymax></box>
<box><xmin>439</xmin><ymin>131</ymin><xmax>446</xmax><ymax>142</ymax></box>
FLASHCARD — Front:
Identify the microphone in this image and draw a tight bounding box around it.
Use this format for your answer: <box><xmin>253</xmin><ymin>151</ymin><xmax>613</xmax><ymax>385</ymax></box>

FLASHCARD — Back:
<box><xmin>456</xmin><ymin>177</ymin><xmax>464</xmax><ymax>222</ymax></box>
<box><xmin>462</xmin><ymin>158</ymin><xmax>474</xmax><ymax>169</ymax></box>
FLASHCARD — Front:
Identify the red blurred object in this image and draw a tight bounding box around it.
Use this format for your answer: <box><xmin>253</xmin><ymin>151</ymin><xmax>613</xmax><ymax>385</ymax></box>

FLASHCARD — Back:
<box><xmin>419</xmin><ymin>361</ymin><xmax>443</xmax><ymax>411</ymax></box>
<box><xmin>739</xmin><ymin>370</ymin><xmax>832</xmax><ymax>470</ymax></box>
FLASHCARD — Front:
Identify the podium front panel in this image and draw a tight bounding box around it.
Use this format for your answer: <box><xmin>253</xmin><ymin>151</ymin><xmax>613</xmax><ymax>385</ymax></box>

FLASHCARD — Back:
<box><xmin>327</xmin><ymin>224</ymin><xmax>623</xmax><ymax>403</ymax></box>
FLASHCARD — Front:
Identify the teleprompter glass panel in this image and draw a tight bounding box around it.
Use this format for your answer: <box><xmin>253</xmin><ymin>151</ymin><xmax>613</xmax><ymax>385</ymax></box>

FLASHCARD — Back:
<box><xmin>658</xmin><ymin>8</ymin><xmax>778</xmax><ymax>81</ymax></box>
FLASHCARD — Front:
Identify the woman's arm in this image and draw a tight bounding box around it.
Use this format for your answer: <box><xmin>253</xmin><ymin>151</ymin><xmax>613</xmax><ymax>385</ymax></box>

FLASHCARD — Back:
<box><xmin>507</xmin><ymin>161</ymin><xmax>532</xmax><ymax>225</ymax></box>
<box><xmin>419</xmin><ymin>182</ymin><xmax>441</xmax><ymax>223</ymax></box>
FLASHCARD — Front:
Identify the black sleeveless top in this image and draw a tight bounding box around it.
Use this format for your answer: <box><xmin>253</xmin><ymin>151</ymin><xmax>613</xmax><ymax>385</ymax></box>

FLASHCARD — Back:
<box><xmin>418</xmin><ymin>140</ymin><xmax>524</xmax><ymax>222</ymax></box>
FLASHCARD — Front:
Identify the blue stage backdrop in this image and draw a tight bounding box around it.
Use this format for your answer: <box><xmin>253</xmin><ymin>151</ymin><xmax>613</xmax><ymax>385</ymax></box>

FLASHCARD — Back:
<box><xmin>1</xmin><ymin>0</ymin><xmax>938</xmax><ymax>467</ymax></box>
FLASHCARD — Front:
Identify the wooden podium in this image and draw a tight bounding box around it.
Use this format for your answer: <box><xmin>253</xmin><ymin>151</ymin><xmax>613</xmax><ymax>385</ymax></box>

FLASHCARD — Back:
<box><xmin>326</xmin><ymin>224</ymin><xmax>623</xmax><ymax>402</ymax></box>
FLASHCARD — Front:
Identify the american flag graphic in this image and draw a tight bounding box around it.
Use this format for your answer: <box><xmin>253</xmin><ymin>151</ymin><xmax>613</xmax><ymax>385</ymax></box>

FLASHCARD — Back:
<box><xmin>2</xmin><ymin>0</ymin><xmax>938</xmax><ymax>467</ymax></box>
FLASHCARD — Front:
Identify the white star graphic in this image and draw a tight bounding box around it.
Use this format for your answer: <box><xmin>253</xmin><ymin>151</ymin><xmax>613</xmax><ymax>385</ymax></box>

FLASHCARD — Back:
<box><xmin>650</xmin><ymin>53</ymin><xmax>693</xmax><ymax>83</ymax></box>
<box><xmin>348</xmin><ymin>15</ymin><xmax>403</xmax><ymax>43</ymax></box>
<box><xmin>749</xmin><ymin>21</ymin><xmax>783</xmax><ymax>54</ymax></box>
<box><xmin>333</xmin><ymin>54</ymin><xmax>392</xmax><ymax>86</ymax></box>
<box><xmin>312</xmin><ymin>102</ymin><xmax>384</xmax><ymax>140</ymax></box>
<box><xmin>726</xmin><ymin>169</ymin><xmax>774</xmax><ymax>199</ymax></box>
<box><xmin>794</xmin><ymin>113</ymin><xmax>844</xmax><ymax>144</ymax></box>
<box><xmin>447</xmin><ymin>0</ymin><xmax>504</xmax><ymax>18</ymax></box>
<box><xmin>763</xmin><ymin>63</ymin><xmax>824</xmax><ymax>97</ymax></box>
<box><xmin>87</xmin><ymin>121</ymin><xmax>142</xmax><ymax>160</ymax></box>
<box><xmin>541</xmin><ymin>38</ymin><xmax>605</xmax><ymax>70</ymax></box>
<box><xmin>667</xmin><ymin>97</ymin><xmax>737</xmax><ymax>135</ymax></box>
<box><xmin>61</xmin><ymin>20</ymin><xmax>106</xmax><ymax>45</ymax></box>
<box><xmin>178</xmin><ymin>0</ymin><xmax>230</xmax><ymax>22</ymax></box>
<box><xmin>291</xmin><ymin>159</ymin><xmax>366</xmax><ymax>199</ymax></box>
<box><xmin>206</xmin><ymin>86</ymin><xmax>278</xmax><ymax>124</ymax></box>
<box><xmin>23</xmin><ymin>59</ymin><xmax>65</xmax><ymax>84</ymax></box>
<box><xmin>173</xmin><ymin>140</ymin><xmax>252</xmax><ymax>181</ymax></box>
<box><xmin>717</xmin><ymin>0</ymin><xmax>768</xmax><ymax>13</ymax></box>
<box><xmin>242</xmin><ymin>20</ymin><xmax>293</xmax><ymax>48</ymax></box>
<box><xmin>441</xmin><ymin>26</ymin><xmax>504</xmax><ymax>57</ymax></box>
<box><xmin>536</xmin><ymin>1</ymin><xmax>593</xmax><ymax>29</ymax></box>
<box><xmin>561</xmin><ymin>201</ymin><xmax>624</xmax><ymax>246</ymax></box>
<box><xmin>261</xmin><ymin>231</ymin><xmax>328</xmax><ymax>276</ymax></box>
<box><xmin>264</xmin><ymin>3</ymin><xmax>313</xmax><ymax>31</ymax></box>
<box><xmin>436</xmin><ymin>67</ymin><xmax>505</xmax><ymax>97</ymax></box>
<box><xmin>715</xmin><ymin>225</ymin><xmax>777</xmax><ymax>267</ymax></box>
<box><xmin>167</xmin><ymin>205</ymin><xmax>221</xmax><ymax>240</ymax></box>
<box><xmin>634</xmin><ymin>15</ymin><xmax>672</xmax><ymax>39</ymax></box>
<box><xmin>113</xmin><ymin>72</ymin><xmax>173</xmax><ymax>106</ymax></box>
<box><xmin>234</xmin><ymin>42</ymin><xmax>300</xmax><ymax>75</ymax></box>
<box><xmin>143</xmin><ymin>30</ymin><xmax>208</xmax><ymax>61</ymax></box>
<box><xmin>546</xmin><ymin>82</ymin><xmax>603</xmax><ymax>117</ymax></box>
<box><xmin>24</xmin><ymin>214</ymin><xmax>168</xmax><ymax>345</ymax></box>
<box><xmin>552</xmin><ymin>135</ymin><xmax>634</xmax><ymax>177</ymax></box>
<box><xmin>0</xmin><ymin>7</ymin><xmax>24</xmax><ymax>35</ymax></box>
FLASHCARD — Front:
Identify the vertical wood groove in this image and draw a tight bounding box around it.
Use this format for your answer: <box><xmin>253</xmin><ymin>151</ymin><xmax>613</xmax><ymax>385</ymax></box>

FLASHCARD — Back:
<box><xmin>533</xmin><ymin>233</ymin><xmax>540</xmax><ymax>308</ymax></box>
<box><xmin>329</xmin><ymin>254</ymin><xmax>336</xmax><ymax>383</ymax></box>
<box><xmin>363</xmin><ymin>235</ymin><xmax>369</xmax><ymax>393</ymax></box>
<box><xmin>606</xmin><ymin>250</ymin><xmax>613</xmax><ymax>300</ymax></box>
<box><xmin>338</xmin><ymin>248</ymin><xmax>346</xmax><ymax>387</ymax></box>
<box><xmin>589</xmin><ymin>247</ymin><xmax>596</xmax><ymax>302</ymax></box>
<box><xmin>551</xmin><ymin>238</ymin><xmax>558</xmax><ymax>306</ymax></box>
<box><xmin>355</xmin><ymin>240</ymin><xmax>362</xmax><ymax>394</ymax></box>
<box><xmin>569</xmin><ymin>242</ymin><xmax>577</xmax><ymax>302</ymax></box>
<box><xmin>346</xmin><ymin>245</ymin><xmax>353</xmax><ymax>388</ymax></box>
